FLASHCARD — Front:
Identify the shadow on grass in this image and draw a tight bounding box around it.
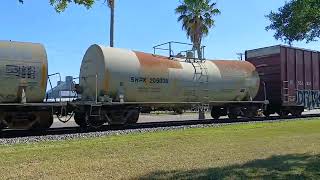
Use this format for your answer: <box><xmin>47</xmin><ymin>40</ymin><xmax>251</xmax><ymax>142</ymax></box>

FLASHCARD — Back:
<box><xmin>139</xmin><ymin>154</ymin><xmax>320</xmax><ymax>179</ymax></box>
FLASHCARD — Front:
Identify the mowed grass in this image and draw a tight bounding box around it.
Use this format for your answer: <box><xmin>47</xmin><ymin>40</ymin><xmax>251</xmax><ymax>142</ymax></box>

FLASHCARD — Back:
<box><xmin>1</xmin><ymin>120</ymin><xmax>320</xmax><ymax>179</ymax></box>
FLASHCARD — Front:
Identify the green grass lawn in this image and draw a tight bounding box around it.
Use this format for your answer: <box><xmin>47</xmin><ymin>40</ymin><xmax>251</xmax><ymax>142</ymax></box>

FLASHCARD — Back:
<box><xmin>1</xmin><ymin>119</ymin><xmax>320</xmax><ymax>179</ymax></box>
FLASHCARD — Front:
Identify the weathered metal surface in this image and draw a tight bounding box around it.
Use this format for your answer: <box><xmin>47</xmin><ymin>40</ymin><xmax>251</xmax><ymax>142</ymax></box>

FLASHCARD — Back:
<box><xmin>134</xmin><ymin>52</ymin><xmax>183</xmax><ymax>71</ymax></box>
<box><xmin>79</xmin><ymin>45</ymin><xmax>260</xmax><ymax>105</ymax></box>
<box><xmin>246</xmin><ymin>45</ymin><xmax>320</xmax><ymax>110</ymax></box>
<box><xmin>0</xmin><ymin>41</ymin><xmax>48</xmax><ymax>103</ymax></box>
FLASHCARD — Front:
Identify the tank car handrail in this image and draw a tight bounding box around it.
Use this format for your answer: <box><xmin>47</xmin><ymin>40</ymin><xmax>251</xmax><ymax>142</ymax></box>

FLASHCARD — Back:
<box><xmin>262</xmin><ymin>81</ymin><xmax>267</xmax><ymax>101</ymax></box>
<box><xmin>47</xmin><ymin>72</ymin><xmax>62</xmax><ymax>103</ymax></box>
<box><xmin>153</xmin><ymin>41</ymin><xmax>193</xmax><ymax>49</ymax></box>
<box><xmin>152</xmin><ymin>41</ymin><xmax>206</xmax><ymax>61</ymax></box>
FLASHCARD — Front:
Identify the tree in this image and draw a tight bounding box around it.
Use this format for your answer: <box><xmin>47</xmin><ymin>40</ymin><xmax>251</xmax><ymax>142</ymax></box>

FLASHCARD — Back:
<box><xmin>175</xmin><ymin>0</ymin><xmax>220</xmax><ymax>59</ymax></box>
<box><xmin>18</xmin><ymin>0</ymin><xmax>115</xmax><ymax>47</ymax></box>
<box><xmin>266</xmin><ymin>0</ymin><xmax>320</xmax><ymax>45</ymax></box>
<box><xmin>19</xmin><ymin>0</ymin><xmax>95</xmax><ymax>12</ymax></box>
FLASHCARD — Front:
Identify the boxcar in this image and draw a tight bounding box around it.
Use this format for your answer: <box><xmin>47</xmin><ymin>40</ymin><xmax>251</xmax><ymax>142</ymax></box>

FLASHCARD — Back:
<box><xmin>246</xmin><ymin>45</ymin><xmax>320</xmax><ymax>116</ymax></box>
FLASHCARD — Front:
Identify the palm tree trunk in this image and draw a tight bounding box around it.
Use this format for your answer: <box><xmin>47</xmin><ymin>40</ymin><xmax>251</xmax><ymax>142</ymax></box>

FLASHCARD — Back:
<box><xmin>109</xmin><ymin>1</ymin><xmax>115</xmax><ymax>47</ymax></box>
<box><xmin>196</xmin><ymin>45</ymin><xmax>202</xmax><ymax>59</ymax></box>
<box><xmin>194</xmin><ymin>20</ymin><xmax>202</xmax><ymax>59</ymax></box>
<box><xmin>194</xmin><ymin>42</ymin><xmax>202</xmax><ymax>60</ymax></box>
<box><xmin>110</xmin><ymin>5</ymin><xmax>114</xmax><ymax>47</ymax></box>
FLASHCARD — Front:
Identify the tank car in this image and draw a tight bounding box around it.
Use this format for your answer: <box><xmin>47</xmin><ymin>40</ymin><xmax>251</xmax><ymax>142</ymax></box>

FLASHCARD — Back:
<box><xmin>0</xmin><ymin>41</ymin><xmax>55</xmax><ymax>130</ymax></box>
<box><xmin>73</xmin><ymin>44</ymin><xmax>266</xmax><ymax>127</ymax></box>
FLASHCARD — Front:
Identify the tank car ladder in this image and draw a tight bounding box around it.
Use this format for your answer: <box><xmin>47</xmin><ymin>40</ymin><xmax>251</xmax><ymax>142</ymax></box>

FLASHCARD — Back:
<box><xmin>191</xmin><ymin>61</ymin><xmax>210</xmax><ymax>119</ymax></box>
<box><xmin>191</xmin><ymin>61</ymin><xmax>210</xmax><ymax>102</ymax></box>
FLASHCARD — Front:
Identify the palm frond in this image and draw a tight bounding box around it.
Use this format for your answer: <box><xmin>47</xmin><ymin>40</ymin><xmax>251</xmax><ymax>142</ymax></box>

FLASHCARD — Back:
<box><xmin>176</xmin><ymin>0</ymin><xmax>220</xmax><ymax>58</ymax></box>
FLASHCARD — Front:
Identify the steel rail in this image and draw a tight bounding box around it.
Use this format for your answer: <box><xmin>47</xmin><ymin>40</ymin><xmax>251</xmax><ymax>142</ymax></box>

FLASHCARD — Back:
<box><xmin>1</xmin><ymin>114</ymin><xmax>319</xmax><ymax>139</ymax></box>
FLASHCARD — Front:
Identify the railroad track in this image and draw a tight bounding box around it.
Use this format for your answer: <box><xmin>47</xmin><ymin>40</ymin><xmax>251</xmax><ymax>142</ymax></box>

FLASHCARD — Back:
<box><xmin>1</xmin><ymin>114</ymin><xmax>320</xmax><ymax>140</ymax></box>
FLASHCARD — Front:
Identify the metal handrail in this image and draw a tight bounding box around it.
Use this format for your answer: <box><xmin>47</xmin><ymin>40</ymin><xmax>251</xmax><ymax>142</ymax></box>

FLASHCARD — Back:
<box><xmin>48</xmin><ymin>72</ymin><xmax>62</xmax><ymax>103</ymax></box>
<box><xmin>263</xmin><ymin>81</ymin><xmax>267</xmax><ymax>101</ymax></box>
<box><xmin>152</xmin><ymin>41</ymin><xmax>206</xmax><ymax>60</ymax></box>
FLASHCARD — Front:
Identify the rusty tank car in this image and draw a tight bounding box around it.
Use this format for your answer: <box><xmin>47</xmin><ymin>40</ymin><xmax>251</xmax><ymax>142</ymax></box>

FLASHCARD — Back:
<box><xmin>73</xmin><ymin>42</ymin><xmax>266</xmax><ymax>127</ymax></box>
<box><xmin>0</xmin><ymin>41</ymin><xmax>58</xmax><ymax>130</ymax></box>
<box><xmin>0</xmin><ymin>41</ymin><xmax>268</xmax><ymax>130</ymax></box>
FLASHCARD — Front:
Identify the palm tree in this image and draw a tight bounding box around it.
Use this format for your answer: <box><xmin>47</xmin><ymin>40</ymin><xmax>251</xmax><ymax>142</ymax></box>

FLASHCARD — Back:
<box><xmin>107</xmin><ymin>0</ymin><xmax>115</xmax><ymax>47</ymax></box>
<box><xmin>175</xmin><ymin>0</ymin><xmax>220</xmax><ymax>59</ymax></box>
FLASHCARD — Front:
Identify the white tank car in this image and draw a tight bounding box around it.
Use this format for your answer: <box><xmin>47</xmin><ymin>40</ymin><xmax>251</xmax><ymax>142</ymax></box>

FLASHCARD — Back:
<box><xmin>79</xmin><ymin>45</ymin><xmax>260</xmax><ymax>105</ymax></box>
<box><xmin>0</xmin><ymin>41</ymin><xmax>48</xmax><ymax>103</ymax></box>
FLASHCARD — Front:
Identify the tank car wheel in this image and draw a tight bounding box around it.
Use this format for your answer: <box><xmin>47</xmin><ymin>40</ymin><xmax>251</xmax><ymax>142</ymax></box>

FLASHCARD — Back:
<box><xmin>84</xmin><ymin>110</ymin><xmax>107</xmax><ymax>129</ymax></box>
<box><xmin>211</xmin><ymin>114</ymin><xmax>220</xmax><ymax>120</ymax></box>
<box><xmin>228</xmin><ymin>114</ymin><xmax>238</xmax><ymax>119</ymax></box>
<box><xmin>40</xmin><ymin>113</ymin><xmax>54</xmax><ymax>129</ymax></box>
<box><xmin>106</xmin><ymin>110</ymin><xmax>128</xmax><ymax>125</ymax></box>
<box><xmin>74</xmin><ymin>112</ymin><xmax>87</xmax><ymax>128</ymax></box>
<box><xmin>173</xmin><ymin>108</ymin><xmax>183</xmax><ymax>115</ymax></box>
<box><xmin>277</xmin><ymin>110</ymin><xmax>289</xmax><ymax>118</ymax></box>
<box><xmin>85</xmin><ymin>114</ymin><xmax>105</xmax><ymax>129</ymax></box>
<box><xmin>228</xmin><ymin>107</ymin><xmax>239</xmax><ymax>119</ymax></box>
<box><xmin>0</xmin><ymin>112</ymin><xmax>6</xmax><ymax>130</ymax></box>
<box><xmin>263</xmin><ymin>111</ymin><xmax>271</xmax><ymax>117</ymax></box>
<box><xmin>141</xmin><ymin>107</ymin><xmax>152</xmax><ymax>114</ymax></box>
<box><xmin>31</xmin><ymin>112</ymin><xmax>54</xmax><ymax>130</ymax></box>
<box><xmin>210</xmin><ymin>110</ymin><xmax>220</xmax><ymax>120</ymax></box>
<box><xmin>211</xmin><ymin>107</ymin><xmax>226</xmax><ymax>120</ymax></box>
<box><xmin>243</xmin><ymin>108</ymin><xmax>257</xmax><ymax>118</ymax></box>
<box><xmin>0</xmin><ymin>122</ymin><xmax>5</xmax><ymax>130</ymax></box>
<box><xmin>31</xmin><ymin>122</ymin><xmax>41</xmax><ymax>130</ymax></box>
<box><xmin>291</xmin><ymin>110</ymin><xmax>303</xmax><ymax>117</ymax></box>
<box><xmin>126</xmin><ymin>109</ymin><xmax>140</xmax><ymax>124</ymax></box>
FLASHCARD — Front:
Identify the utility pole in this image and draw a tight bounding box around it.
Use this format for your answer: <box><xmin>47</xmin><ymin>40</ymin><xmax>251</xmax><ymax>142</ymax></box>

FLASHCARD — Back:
<box><xmin>108</xmin><ymin>0</ymin><xmax>115</xmax><ymax>47</ymax></box>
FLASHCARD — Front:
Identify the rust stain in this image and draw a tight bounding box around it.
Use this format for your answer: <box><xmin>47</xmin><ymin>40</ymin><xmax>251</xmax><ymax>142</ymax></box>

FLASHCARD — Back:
<box><xmin>40</xmin><ymin>63</ymin><xmax>47</xmax><ymax>90</ymax></box>
<box><xmin>211</xmin><ymin>60</ymin><xmax>256</xmax><ymax>78</ymax></box>
<box><xmin>104</xmin><ymin>69</ymin><xmax>110</xmax><ymax>92</ymax></box>
<box><xmin>211</xmin><ymin>60</ymin><xmax>256</xmax><ymax>72</ymax></box>
<box><xmin>211</xmin><ymin>60</ymin><xmax>260</xmax><ymax>90</ymax></box>
<box><xmin>134</xmin><ymin>51</ymin><xmax>183</xmax><ymax>72</ymax></box>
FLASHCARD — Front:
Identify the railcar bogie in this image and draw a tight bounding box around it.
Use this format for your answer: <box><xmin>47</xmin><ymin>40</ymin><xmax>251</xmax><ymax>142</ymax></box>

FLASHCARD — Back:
<box><xmin>72</xmin><ymin>104</ymin><xmax>141</xmax><ymax>128</ymax></box>
<box><xmin>211</xmin><ymin>103</ymin><xmax>264</xmax><ymax>120</ymax></box>
<box><xmin>31</xmin><ymin>111</ymin><xmax>54</xmax><ymax>129</ymax></box>
<box><xmin>290</xmin><ymin>107</ymin><xmax>304</xmax><ymax>117</ymax></box>
<box><xmin>263</xmin><ymin>105</ymin><xmax>304</xmax><ymax>118</ymax></box>
<box><xmin>0</xmin><ymin>108</ymin><xmax>54</xmax><ymax>130</ymax></box>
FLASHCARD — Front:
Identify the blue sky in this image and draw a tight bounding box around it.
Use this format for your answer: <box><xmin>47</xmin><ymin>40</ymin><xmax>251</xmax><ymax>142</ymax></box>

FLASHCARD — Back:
<box><xmin>1</xmin><ymin>0</ymin><xmax>320</xmax><ymax>84</ymax></box>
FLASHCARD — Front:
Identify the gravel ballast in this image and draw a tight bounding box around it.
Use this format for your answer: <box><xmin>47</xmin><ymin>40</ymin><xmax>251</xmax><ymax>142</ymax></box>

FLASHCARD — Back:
<box><xmin>0</xmin><ymin>118</ymin><xmax>313</xmax><ymax>145</ymax></box>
